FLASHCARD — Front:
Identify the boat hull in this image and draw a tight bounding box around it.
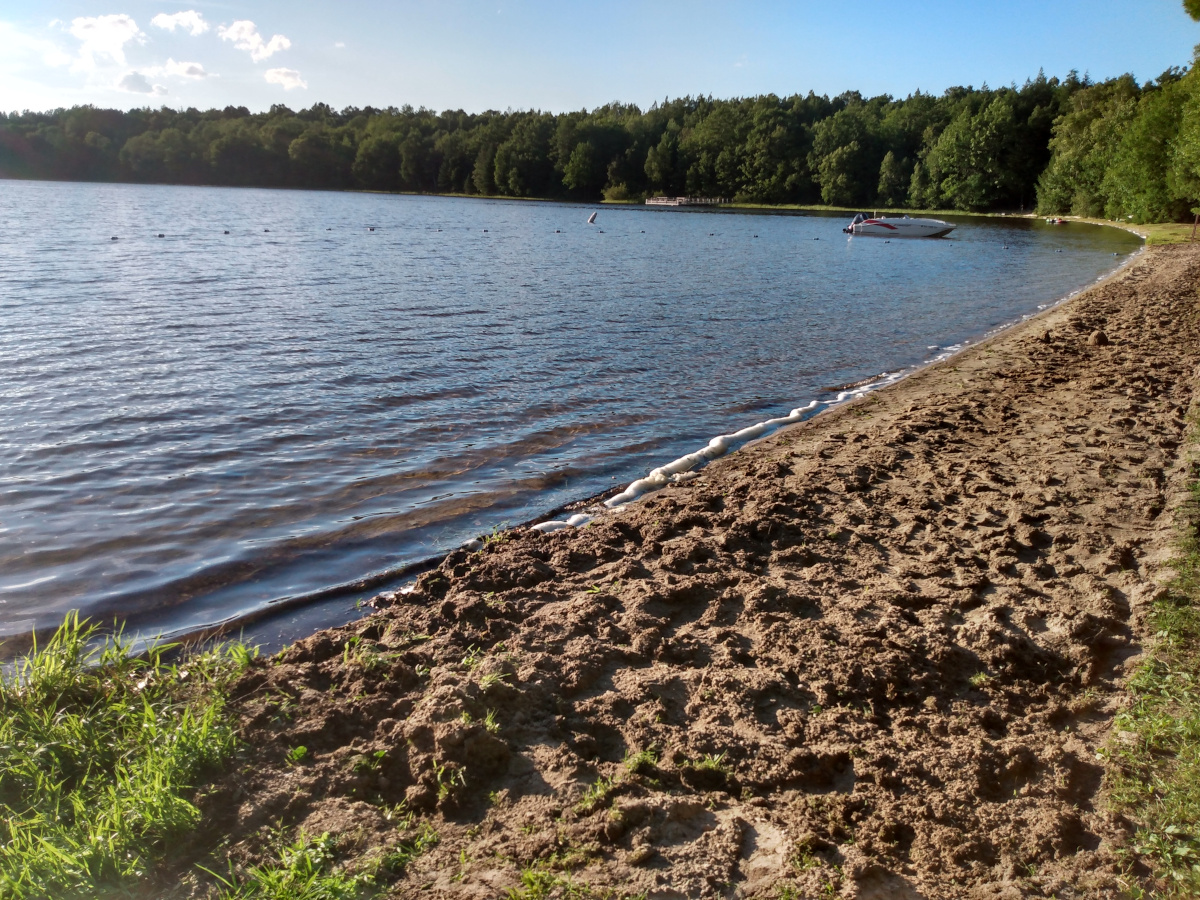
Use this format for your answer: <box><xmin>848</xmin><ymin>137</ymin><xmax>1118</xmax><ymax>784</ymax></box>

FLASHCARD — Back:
<box><xmin>846</xmin><ymin>217</ymin><xmax>955</xmax><ymax>238</ymax></box>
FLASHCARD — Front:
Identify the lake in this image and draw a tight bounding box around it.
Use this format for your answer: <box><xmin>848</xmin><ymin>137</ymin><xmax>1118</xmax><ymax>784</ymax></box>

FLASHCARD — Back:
<box><xmin>0</xmin><ymin>180</ymin><xmax>1141</xmax><ymax>651</ymax></box>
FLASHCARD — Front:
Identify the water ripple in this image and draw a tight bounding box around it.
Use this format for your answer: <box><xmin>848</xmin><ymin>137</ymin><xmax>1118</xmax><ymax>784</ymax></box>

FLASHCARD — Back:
<box><xmin>0</xmin><ymin>181</ymin><xmax>1141</xmax><ymax>648</ymax></box>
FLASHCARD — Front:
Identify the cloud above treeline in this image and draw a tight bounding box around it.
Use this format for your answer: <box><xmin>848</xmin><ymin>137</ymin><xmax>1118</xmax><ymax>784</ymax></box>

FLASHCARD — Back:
<box><xmin>151</xmin><ymin>11</ymin><xmax>209</xmax><ymax>37</ymax></box>
<box><xmin>68</xmin><ymin>14</ymin><xmax>144</xmax><ymax>71</ymax></box>
<box><xmin>117</xmin><ymin>70</ymin><xmax>165</xmax><ymax>94</ymax></box>
<box><xmin>264</xmin><ymin>67</ymin><xmax>306</xmax><ymax>90</ymax></box>
<box><xmin>218</xmin><ymin>20</ymin><xmax>291</xmax><ymax>62</ymax></box>
<box><xmin>0</xmin><ymin>9</ymin><xmax>305</xmax><ymax>101</ymax></box>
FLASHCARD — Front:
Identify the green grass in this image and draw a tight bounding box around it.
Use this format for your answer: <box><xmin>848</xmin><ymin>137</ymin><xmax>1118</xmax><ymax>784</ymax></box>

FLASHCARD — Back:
<box><xmin>0</xmin><ymin>613</ymin><xmax>249</xmax><ymax>899</ymax></box>
<box><xmin>1050</xmin><ymin>215</ymin><xmax>1195</xmax><ymax>245</ymax></box>
<box><xmin>380</xmin><ymin>822</ymin><xmax>439</xmax><ymax>877</ymax></box>
<box><xmin>502</xmin><ymin>862</ymin><xmax>646</xmax><ymax>900</ymax></box>
<box><xmin>573</xmin><ymin>775</ymin><xmax>617</xmax><ymax>815</ymax></box>
<box><xmin>622</xmin><ymin>746</ymin><xmax>659</xmax><ymax>776</ymax></box>
<box><xmin>687</xmin><ymin>751</ymin><xmax>729</xmax><ymax>774</ymax></box>
<box><xmin>1104</xmin><ymin>439</ymin><xmax>1200</xmax><ymax>897</ymax></box>
<box><xmin>504</xmin><ymin>865</ymin><xmax>585</xmax><ymax>900</ymax></box>
<box><xmin>1135</xmin><ymin>222</ymin><xmax>1198</xmax><ymax>246</ymax></box>
<box><xmin>206</xmin><ymin>832</ymin><xmax>374</xmax><ymax>900</ymax></box>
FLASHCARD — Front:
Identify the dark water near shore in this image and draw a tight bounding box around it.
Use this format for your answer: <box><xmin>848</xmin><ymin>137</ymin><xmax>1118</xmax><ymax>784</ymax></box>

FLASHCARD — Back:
<box><xmin>0</xmin><ymin>180</ymin><xmax>1141</xmax><ymax>649</ymax></box>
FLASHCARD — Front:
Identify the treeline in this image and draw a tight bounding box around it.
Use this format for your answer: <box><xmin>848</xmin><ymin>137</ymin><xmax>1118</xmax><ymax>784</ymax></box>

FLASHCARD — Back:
<box><xmin>1037</xmin><ymin>63</ymin><xmax>1200</xmax><ymax>222</ymax></box>
<box><xmin>1</xmin><ymin>66</ymin><xmax>1197</xmax><ymax>221</ymax></box>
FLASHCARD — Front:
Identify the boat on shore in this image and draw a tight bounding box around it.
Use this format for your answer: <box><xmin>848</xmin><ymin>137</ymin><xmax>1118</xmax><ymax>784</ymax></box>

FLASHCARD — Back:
<box><xmin>844</xmin><ymin>213</ymin><xmax>955</xmax><ymax>238</ymax></box>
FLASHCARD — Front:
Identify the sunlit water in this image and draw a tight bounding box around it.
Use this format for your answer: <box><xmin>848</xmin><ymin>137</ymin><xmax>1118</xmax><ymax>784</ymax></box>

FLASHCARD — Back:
<box><xmin>0</xmin><ymin>180</ymin><xmax>1141</xmax><ymax>650</ymax></box>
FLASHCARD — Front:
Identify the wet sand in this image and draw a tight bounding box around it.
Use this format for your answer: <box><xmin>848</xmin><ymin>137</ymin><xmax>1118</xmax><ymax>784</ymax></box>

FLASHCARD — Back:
<box><xmin>194</xmin><ymin>244</ymin><xmax>1200</xmax><ymax>898</ymax></box>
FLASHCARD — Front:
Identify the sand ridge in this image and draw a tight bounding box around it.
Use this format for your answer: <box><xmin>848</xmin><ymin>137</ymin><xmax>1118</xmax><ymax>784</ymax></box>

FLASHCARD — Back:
<box><xmin>196</xmin><ymin>245</ymin><xmax>1200</xmax><ymax>899</ymax></box>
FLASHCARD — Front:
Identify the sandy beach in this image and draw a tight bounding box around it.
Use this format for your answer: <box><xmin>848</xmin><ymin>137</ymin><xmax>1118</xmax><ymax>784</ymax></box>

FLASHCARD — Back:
<box><xmin>190</xmin><ymin>243</ymin><xmax>1200</xmax><ymax>899</ymax></box>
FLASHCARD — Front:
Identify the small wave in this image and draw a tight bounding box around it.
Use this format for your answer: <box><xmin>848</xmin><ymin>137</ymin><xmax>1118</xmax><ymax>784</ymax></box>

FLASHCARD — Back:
<box><xmin>528</xmin><ymin>373</ymin><xmax>904</xmax><ymax>534</ymax></box>
<box><xmin>526</xmin><ymin>245</ymin><xmax>1145</xmax><ymax>537</ymax></box>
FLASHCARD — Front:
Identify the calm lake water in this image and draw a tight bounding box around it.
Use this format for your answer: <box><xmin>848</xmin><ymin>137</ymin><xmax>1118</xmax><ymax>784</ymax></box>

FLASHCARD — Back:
<box><xmin>0</xmin><ymin>180</ymin><xmax>1141</xmax><ymax>650</ymax></box>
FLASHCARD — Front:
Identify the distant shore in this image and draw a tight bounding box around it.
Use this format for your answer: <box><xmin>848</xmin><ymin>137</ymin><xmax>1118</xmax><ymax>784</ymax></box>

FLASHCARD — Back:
<box><xmin>166</xmin><ymin>243</ymin><xmax>1200</xmax><ymax>897</ymax></box>
<box><xmin>10</xmin><ymin>171</ymin><xmax>1188</xmax><ymax>244</ymax></box>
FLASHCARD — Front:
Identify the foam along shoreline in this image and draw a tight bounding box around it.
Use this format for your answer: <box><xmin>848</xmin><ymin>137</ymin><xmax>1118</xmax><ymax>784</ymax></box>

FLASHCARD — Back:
<box><xmin>133</xmin><ymin>239</ymin><xmax>1146</xmax><ymax>640</ymax></box>
<box><xmin>524</xmin><ymin>243</ymin><xmax>1142</xmax><ymax>539</ymax></box>
<box><xmin>528</xmin><ymin>385</ymin><xmax>894</xmax><ymax>535</ymax></box>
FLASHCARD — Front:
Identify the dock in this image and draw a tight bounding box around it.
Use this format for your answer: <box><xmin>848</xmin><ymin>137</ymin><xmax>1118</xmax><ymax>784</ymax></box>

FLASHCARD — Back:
<box><xmin>644</xmin><ymin>196</ymin><xmax>728</xmax><ymax>207</ymax></box>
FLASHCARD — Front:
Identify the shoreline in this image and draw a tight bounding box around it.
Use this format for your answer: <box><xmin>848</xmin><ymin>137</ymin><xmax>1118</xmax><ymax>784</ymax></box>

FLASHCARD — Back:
<box><xmin>175</xmin><ymin>234</ymin><xmax>1154</xmax><ymax>652</ymax></box>
<box><xmin>0</xmin><ymin>187</ymin><xmax>1144</xmax><ymax>659</ymax></box>
<box><xmin>172</xmin><ymin>244</ymin><xmax>1200</xmax><ymax>897</ymax></box>
<box><xmin>9</xmin><ymin>174</ymin><xmax>1178</xmax><ymax>241</ymax></box>
<box><xmin>197</xmin><ymin>240</ymin><xmax>1148</xmax><ymax>651</ymax></box>
<box><xmin>523</xmin><ymin>243</ymin><xmax>1147</xmax><ymax>535</ymax></box>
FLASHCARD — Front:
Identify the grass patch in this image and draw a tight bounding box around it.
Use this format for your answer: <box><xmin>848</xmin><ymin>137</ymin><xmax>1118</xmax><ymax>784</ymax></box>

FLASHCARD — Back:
<box><xmin>687</xmin><ymin>751</ymin><xmax>729</xmax><ymax>774</ymax></box>
<box><xmin>502</xmin><ymin>862</ymin><xmax>645</xmax><ymax>900</ymax></box>
<box><xmin>1138</xmin><ymin>223</ymin><xmax>1196</xmax><ymax>246</ymax></box>
<box><xmin>1056</xmin><ymin>215</ymin><xmax>1192</xmax><ymax>245</ymax></box>
<box><xmin>0</xmin><ymin>613</ymin><xmax>249</xmax><ymax>899</ymax></box>
<box><xmin>207</xmin><ymin>831</ymin><xmax>374</xmax><ymax>900</ymax></box>
<box><xmin>1105</xmin><ymin>443</ymin><xmax>1200</xmax><ymax>896</ymax></box>
<box><xmin>381</xmin><ymin>820</ymin><xmax>439</xmax><ymax>878</ymax></box>
<box><xmin>573</xmin><ymin>775</ymin><xmax>617</xmax><ymax>816</ymax></box>
<box><xmin>622</xmin><ymin>746</ymin><xmax>659</xmax><ymax>777</ymax></box>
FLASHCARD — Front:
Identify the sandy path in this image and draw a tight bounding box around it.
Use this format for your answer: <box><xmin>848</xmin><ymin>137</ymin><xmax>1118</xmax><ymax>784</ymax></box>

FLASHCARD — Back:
<box><xmin>201</xmin><ymin>245</ymin><xmax>1200</xmax><ymax>899</ymax></box>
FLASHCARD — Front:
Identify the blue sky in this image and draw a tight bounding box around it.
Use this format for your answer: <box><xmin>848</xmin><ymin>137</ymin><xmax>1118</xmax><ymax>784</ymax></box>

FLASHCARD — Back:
<box><xmin>1</xmin><ymin>1</ymin><xmax>1197</xmax><ymax>114</ymax></box>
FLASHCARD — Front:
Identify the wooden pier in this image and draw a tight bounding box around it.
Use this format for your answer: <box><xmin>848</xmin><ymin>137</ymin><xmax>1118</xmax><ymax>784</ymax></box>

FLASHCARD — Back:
<box><xmin>644</xmin><ymin>196</ymin><xmax>728</xmax><ymax>207</ymax></box>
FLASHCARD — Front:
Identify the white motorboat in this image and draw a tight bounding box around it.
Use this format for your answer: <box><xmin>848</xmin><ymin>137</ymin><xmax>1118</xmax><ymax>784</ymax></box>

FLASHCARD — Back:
<box><xmin>843</xmin><ymin>213</ymin><xmax>955</xmax><ymax>238</ymax></box>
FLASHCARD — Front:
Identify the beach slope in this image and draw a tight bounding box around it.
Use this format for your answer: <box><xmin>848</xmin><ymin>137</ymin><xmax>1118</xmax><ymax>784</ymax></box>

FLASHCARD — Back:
<box><xmin>199</xmin><ymin>245</ymin><xmax>1200</xmax><ymax>899</ymax></box>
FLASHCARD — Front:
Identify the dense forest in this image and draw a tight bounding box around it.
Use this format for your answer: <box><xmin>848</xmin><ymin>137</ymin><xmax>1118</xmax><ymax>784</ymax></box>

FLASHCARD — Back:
<box><xmin>3</xmin><ymin>62</ymin><xmax>1200</xmax><ymax>222</ymax></box>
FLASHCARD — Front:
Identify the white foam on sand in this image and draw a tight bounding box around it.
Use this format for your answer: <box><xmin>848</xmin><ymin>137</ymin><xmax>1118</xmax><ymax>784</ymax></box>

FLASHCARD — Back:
<box><xmin>480</xmin><ymin>244</ymin><xmax>1150</xmax><ymax>544</ymax></box>
<box><xmin>527</xmin><ymin>372</ymin><xmax>905</xmax><ymax>535</ymax></box>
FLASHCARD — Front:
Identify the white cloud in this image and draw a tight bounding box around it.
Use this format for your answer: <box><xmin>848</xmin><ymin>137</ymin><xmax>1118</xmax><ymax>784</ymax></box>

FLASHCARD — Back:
<box><xmin>334</xmin><ymin>41</ymin><xmax>345</xmax><ymax>48</ymax></box>
<box><xmin>151</xmin><ymin>11</ymin><xmax>208</xmax><ymax>36</ymax></box>
<box><xmin>139</xmin><ymin>57</ymin><xmax>210</xmax><ymax>80</ymax></box>
<box><xmin>264</xmin><ymin>67</ymin><xmax>306</xmax><ymax>90</ymax></box>
<box><xmin>118</xmin><ymin>71</ymin><xmax>167</xmax><ymax>95</ymax></box>
<box><xmin>69</xmin><ymin>14</ymin><xmax>144</xmax><ymax>71</ymax></box>
<box><xmin>218</xmin><ymin>20</ymin><xmax>290</xmax><ymax>62</ymax></box>
<box><xmin>165</xmin><ymin>58</ymin><xmax>208</xmax><ymax>79</ymax></box>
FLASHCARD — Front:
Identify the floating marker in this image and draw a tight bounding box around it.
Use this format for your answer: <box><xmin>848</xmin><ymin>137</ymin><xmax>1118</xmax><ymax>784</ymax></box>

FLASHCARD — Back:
<box><xmin>264</xmin><ymin>228</ymin><xmax>270</xmax><ymax>233</ymax></box>
<box><xmin>157</xmin><ymin>233</ymin><xmax>164</xmax><ymax>238</ymax></box>
<box><xmin>110</xmin><ymin>236</ymin><xmax>118</xmax><ymax>241</ymax></box>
